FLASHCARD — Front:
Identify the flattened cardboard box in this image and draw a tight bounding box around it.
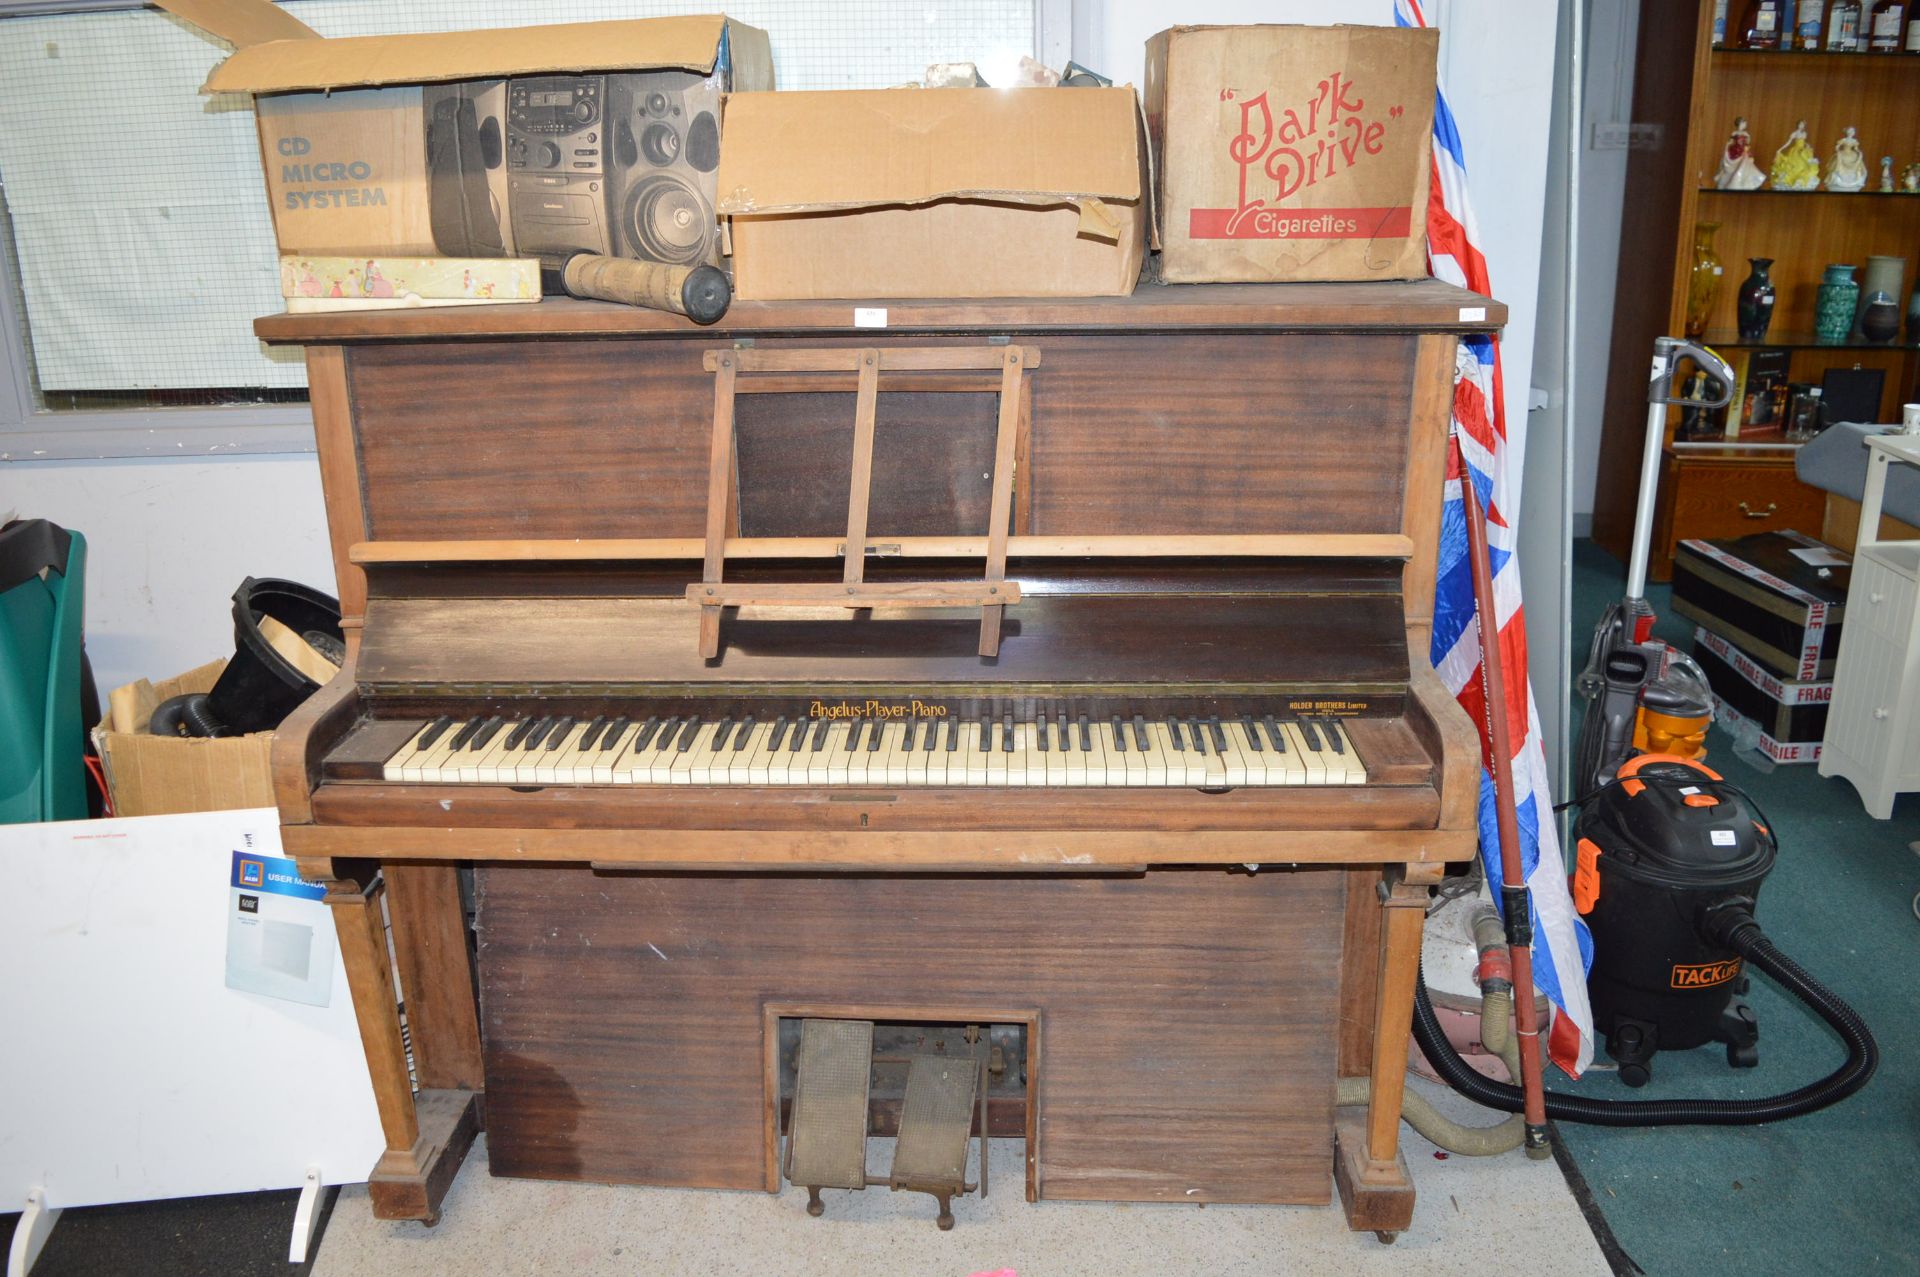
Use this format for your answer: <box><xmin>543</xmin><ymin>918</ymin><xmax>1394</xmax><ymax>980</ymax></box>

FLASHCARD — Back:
<box><xmin>156</xmin><ymin>1</ymin><xmax>771</xmax><ymax>259</ymax></box>
<box><xmin>1144</xmin><ymin>24</ymin><xmax>1436</xmax><ymax>283</ymax></box>
<box><xmin>93</xmin><ymin>660</ymin><xmax>277</xmax><ymax>818</ymax></box>
<box><xmin>718</xmin><ymin>88</ymin><xmax>1147</xmax><ymax>300</ymax></box>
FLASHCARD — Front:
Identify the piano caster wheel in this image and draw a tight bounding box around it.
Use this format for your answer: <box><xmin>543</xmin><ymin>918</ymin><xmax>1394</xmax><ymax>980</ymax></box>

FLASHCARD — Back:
<box><xmin>1375</xmin><ymin>1231</ymin><xmax>1400</xmax><ymax>1245</ymax></box>
<box><xmin>934</xmin><ymin>1194</ymin><xmax>954</xmax><ymax>1231</ymax></box>
<box><xmin>806</xmin><ymin>1187</ymin><xmax>824</xmax><ymax>1218</ymax></box>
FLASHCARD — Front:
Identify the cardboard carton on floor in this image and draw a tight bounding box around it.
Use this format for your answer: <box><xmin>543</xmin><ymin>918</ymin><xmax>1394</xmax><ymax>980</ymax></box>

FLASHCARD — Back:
<box><xmin>93</xmin><ymin>660</ymin><xmax>277</xmax><ymax>817</ymax></box>
<box><xmin>156</xmin><ymin>0</ymin><xmax>771</xmax><ymax>260</ymax></box>
<box><xmin>717</xmin><ymin>87</ymin><xmax>1148</xmax><ymax>300</ymax></box>
<box><xmin>1143</xmin><ymin>24</ymin><xmax>1437</xmax><ymax>283</ymax></box>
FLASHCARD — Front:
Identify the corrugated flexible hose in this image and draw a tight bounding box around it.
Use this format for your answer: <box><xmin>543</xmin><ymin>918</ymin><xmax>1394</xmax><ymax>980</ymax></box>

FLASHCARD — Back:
<box><xmin>1338</xmin><ymin>987</ymin><xmax>1526</xmax><ymax>1156</ymax></box>
<box><xmin>1412</xmin><ymin>911</ymin><xmax>1878</xmax><ymax>1126</ymax></box>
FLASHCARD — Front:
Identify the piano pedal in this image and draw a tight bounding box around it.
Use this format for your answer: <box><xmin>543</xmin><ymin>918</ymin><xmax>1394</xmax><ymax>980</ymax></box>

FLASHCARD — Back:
<box><xmin>784</xmin><ymin>1018</ymin><xmax>873</xmax><ymax>1218</ymax></box>
<box><xmin>889</xmin><ymin>1050</ymin><xmax>986</xmax><ymax>1231</ymax></box>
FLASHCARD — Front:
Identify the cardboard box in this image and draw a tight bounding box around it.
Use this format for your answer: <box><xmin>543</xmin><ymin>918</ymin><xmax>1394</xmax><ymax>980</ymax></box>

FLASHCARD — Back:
<box><xmin>1143</xmin><ymin>24</ymin><xmax>1436</xmax><ymax>283</ymax></box>
<box><xmin>92</xmin><ymin>661</ymin><xmax>277</xmax><ymax>818</ymax></box>
<box><xmin>1671</xmin><ymin>532</ymin><xmax>1850</xmax><ymax>681</ymax></box>
<box><xmin>717</xmin><ymin>88</ymin><xmax>1148</xmax><ymax>300</ymax></box>
<box><xmin>158</xmin><ymin>1</ymin><xmax>771</xmax><ymax>260</ymax></box>
<box><xmin>1692</xmin><ymin>626</ymin><xmax>1830</xmax><ymax>764</ymax></box>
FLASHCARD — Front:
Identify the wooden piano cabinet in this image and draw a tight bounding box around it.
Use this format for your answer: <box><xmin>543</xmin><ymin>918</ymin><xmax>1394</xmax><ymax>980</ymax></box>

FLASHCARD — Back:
<box><xmin>263</xmin><ymin>283</ymin><xmax>1504</xmax><ymax>1237</ymax></box>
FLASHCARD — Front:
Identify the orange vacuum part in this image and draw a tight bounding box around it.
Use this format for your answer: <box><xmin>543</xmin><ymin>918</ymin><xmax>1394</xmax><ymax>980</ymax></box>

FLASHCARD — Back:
<box><xmin>1632</xmin><ymin>704</ymin><xmax>1710</xmax><ymax>762</ymax></box>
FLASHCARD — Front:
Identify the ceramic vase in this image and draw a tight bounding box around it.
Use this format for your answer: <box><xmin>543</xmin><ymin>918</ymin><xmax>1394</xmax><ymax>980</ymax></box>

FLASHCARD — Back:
<box><xmin>1736</xmin><ymin>258</ymin><xmax>1776</xmax><ymax>340</ymax></box>
<box><xmin>1855</xmin><ymin>255</ymin><xmax>1907</xmax><ymax>338</ymax></box>
<box><xmin>1815</xmin><ymin>264</ymin><xmax>1860</xmax><ymax>345</ymax></box>
<box><xmin>1861</xmin><ymin>292</ymin><xmax>1901</xmax><ymax>343</ymax></box>
<box><xmin>1685</xmin><ymin>222</ymin><xmax>1725</xmax><ymax>339</ymax></box>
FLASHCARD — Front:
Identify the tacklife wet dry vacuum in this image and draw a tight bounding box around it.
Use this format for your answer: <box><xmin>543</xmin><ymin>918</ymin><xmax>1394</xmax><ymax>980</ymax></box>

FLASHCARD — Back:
<box><xmin>1413</xmin><ymin>338</ymin><xmax>1877</xmax><ymax>1134</ymax></box>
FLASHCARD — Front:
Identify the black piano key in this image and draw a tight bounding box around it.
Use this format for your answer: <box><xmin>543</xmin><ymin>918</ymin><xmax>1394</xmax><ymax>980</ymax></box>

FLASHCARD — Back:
<box><xmin>544</xmin><ymin>715</ymin><xmax>576</xmax><ymax>750</ymax></box>
<box><xmin>1208</xmin><ymin>718</ymin><xmax>1228</xmax><ymax>752</ymax></box>
<box><xmin>1036</xmin><ymin>714</ymin><xmax>1049</xmax><ymax>752</ymax></box>
<box><xmin>1240</xmin><ymin>715</ymin><xmax>1263</xmax><ymax>751</ymax></box>
<box><xmin>634</xmin><ymin>717</ymin><xmax>667</xmax><ymax>752</ymax></box>
<box><xmin>944</xmin><ymin>719</ymin><xmax>958</xmax><ymax>751</ymax></box>
<box><xmin>709</xmin><ymin>717</ymin><xmax>733</xmax><ymax>749</ymax></box>
<box><xmin>1299</xmin><ymin>718</ymin><xmax>1325</xmax><ymax>751</ymax></box>
<box><xmin>415</xmin><ymin>715</ymin><xmax>454</xmax><ymax>749</ymax></box>
<box><xmin>1323</xmin><ymin>720</ymin><xmax>1346</xmax><ymax>754</ymax></box>
<box><xmin>978</xmin><ymin>719</ymin><xmax>992</xmax><ymax>752</ymax></box>
<box><xmin>1262</xmin><ymin>715</ymin><xmax>1287</xmax><ymax>751</ymax></box>
<box><xmin>577</xmin><ymin>715</ymin><xmax>609</xmax><ymax>751</ymax></box>
<box><xmin>1002</xmin><ymin>715</ymin><xmax>1015</xmax><ymax>753</ymax></box>
<box><xmin>522</xmin><ymin>716</ymin><xmax>555</xmax><ymax>750</ymax></box>
<box><xmin>810</xmin><ymin>719</ymin><xmax>830</xmax><ymax>750</ymax></box>
<box><xmin>502</xmin><ymin>716</ymin><xmax>535</xmax><ymax>750</ymax></box>
<box><xmin>924</xmin><ymin>719</ymin><xmax>938</xmax><ymax>751</ymax></box>
<box><xmin>470</xmin><ymin>715</ymin><xmax>505</xmax><ymax>749</ymax></box>
<box><xmin>1078</xmin><ymin>715</ymin><xmax>1092</xmax><ymax>751</ymax></box>
<box><xmin>1110</xmin><ymin>716</ymin><xmax>1126</xmax><ymax>752</ymax></box>
<box><xmin>769</xmin><ymin>717</ymin><xmax>790</xmax><ymax>751</ymax></box>
<box><xmin>847</xmin><ymin>719</ymin><xmax>865</xmax><ymax>751</ymax></box>
<box><xmin>1159</xmin><ymin>716</ymin><xmax>1179</xmax><ymax>751</ymax></box>
<box><xmin>675</xmin><ymin>717</ymin><xmax>702</xmax><ymax>752</ymax></box>
<box><xmin>733</xmin><ymin>716</ymin><xmax>757</xmax><ymax>750</ymax></box>
<box><xmin>600</xmin><ymin>716</ymin><xmax>630</xmax><ymax>750</ymax></box>
<box><xmin>903</xmin><ymin>719</ymin><xmax>919</xmax><ymax>751</ymax></box>
<box><xmin>448</xmin><ymin>717</ymin><xmax>483</xmax><ymax>750</ymax></box>
<box><xmin>867</xmin><ymin>720</ymin><xmax>884</xmax><ymax>752</ymax></box>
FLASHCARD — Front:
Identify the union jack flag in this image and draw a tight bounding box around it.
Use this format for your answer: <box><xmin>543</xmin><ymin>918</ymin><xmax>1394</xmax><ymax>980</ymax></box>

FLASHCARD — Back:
<box><xmin>1396</xmin><ymin>0</ymin><xmax>1595</xmax><ymax>1076</ymax></box>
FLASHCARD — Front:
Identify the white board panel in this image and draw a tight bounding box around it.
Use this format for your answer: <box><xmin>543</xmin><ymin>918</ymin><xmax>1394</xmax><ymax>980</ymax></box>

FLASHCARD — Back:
<box><xmin>0</xmin><ymin>809</ymin><xmax>383</xmax><ymax>1210</ymax></box>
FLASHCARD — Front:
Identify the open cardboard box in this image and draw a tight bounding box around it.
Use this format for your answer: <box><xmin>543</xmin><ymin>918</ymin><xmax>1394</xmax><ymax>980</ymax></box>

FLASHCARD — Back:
<box><xmin>93</xmin><ymin>660</ymin><xmax>277</xmax><ymax>817</ymax></box>
<box><xmin>717</xmin><ymin>87</ymin><xmax>1149</xmax><ymax>300</ymax></box>
<box><xmin>156</xmin><ymin>0</ymin><xmax>771</xmax><ymax>260</ymax></box>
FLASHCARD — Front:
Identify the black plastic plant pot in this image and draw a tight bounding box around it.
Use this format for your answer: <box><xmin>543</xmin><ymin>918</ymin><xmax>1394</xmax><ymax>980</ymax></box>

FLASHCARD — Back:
<box><xmin>204</xmin><ymin>576</ymin><xmax>344</xmax><ymax>734</ymax></box>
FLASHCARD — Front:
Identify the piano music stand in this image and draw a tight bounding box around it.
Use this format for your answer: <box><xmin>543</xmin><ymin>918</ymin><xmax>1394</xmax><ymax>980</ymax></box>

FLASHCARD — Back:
<box><xmin>690</xmin><ymin>345</ymin><xmax>1036</xmax><ymax>660</ymax></box>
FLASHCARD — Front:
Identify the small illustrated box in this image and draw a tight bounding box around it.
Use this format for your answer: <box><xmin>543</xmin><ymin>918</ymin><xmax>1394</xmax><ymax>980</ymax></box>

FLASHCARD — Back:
<box><xmin>280</xmin><ymin>255</ymin><xmax>541</xmax><ymax>311</ymax></box>
<box><xmin>1671</xmin><ymin>531</ymin><xmax>1851</xmax><ymax>682</ymax></box>
<box><xmin>1692</xmin><ymin>626</ymin><xmax>1831</xmax><ymax>764</ymax></box>
<box><xmin>1143</xmin><ymin>24</ymin><xmax>1437</xmax><ymax>283</ymax></box>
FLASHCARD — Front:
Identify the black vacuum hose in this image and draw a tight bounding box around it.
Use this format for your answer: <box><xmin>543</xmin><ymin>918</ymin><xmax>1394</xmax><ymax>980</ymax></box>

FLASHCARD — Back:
<box><xmin>1413</xmin><ymin>911</ymin><xmax>1877</xmax><ymax>1126</ymax></box>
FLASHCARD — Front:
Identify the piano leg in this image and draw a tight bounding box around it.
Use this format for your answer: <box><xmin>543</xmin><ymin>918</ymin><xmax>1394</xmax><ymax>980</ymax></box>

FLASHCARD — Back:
<box><xmin>323</xmin><ymin>865</ymin><xmax>482</xmax><ymax>1225</ymax></box>
<box><xmin>1334</xmin><ymin>861</ymin><xmax>1441</xmax><ymax>1240</ymax></box>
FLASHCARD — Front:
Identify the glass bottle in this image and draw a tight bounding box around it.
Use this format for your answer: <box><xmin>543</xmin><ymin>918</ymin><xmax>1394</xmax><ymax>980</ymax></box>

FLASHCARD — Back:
<box><xmin>1739</xmin><ymin>0</ymin><xmax>1786</xmax><ymax>46</ymax></box>
<box><xmin>1868</xmin><ymin>0</ymin><xmax>1907</xmax><ymax>48</ymax></box>
<box><xmin>1737</xmin><ymin>258</ymin><xmax>1777</xmax><ymax>340</ymax></box>
<box><xmin>1800</xmin><ymin>0</ymin><xmax>1829</xmax><ymax>46</ymax></box>
<box><xmin>1686</xmin><ymin>223</ymin><xmax>1726</xmax><ymax>339</ymax></box>
<box><xmin>1907</xmin><ymin>10</ymin><xmax>1920</xmax><ymax>48</ymax></box>
<box><xmin>1828</xmin><ymin>0</ymin><xmax>1864</xmax><ymax>48</ymax></box>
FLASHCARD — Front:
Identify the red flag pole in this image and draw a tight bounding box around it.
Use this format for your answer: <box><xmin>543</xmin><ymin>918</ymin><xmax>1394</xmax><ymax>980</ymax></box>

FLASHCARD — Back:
<box><xmin>1456</xmin><ymin>437</ymin><xmax>1552</xmax><ymax>1158</ymax></box>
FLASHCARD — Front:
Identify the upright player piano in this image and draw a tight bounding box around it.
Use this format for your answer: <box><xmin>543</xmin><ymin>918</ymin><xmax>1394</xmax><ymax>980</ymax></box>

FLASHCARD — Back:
<box><xmin>257</xmin><ymin>280</ymin><xmax>1499</xmax><ymax>1240</ymax></box>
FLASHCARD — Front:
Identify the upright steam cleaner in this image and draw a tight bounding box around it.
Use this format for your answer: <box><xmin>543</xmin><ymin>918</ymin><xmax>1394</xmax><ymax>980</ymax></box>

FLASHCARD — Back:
<box><xmin>1414</xmin><ymin>337</ymin><xmax>1877</xmax><ymax>1129</ymax></box>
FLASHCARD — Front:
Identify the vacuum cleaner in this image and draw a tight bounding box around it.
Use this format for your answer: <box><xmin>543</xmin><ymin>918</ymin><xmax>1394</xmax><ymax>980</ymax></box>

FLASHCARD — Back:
<box><xmin>1412</xmin><ymin>337</ymin><xmax>1877</xmax><ymax>1132</ymax></box>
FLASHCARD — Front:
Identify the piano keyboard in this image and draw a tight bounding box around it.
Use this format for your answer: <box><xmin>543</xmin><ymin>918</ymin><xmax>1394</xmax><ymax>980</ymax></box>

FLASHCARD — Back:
<box><xmin>380</xmin><ymin>711</ymin><xmax>1366</xmax><ymax>787</ymax></box>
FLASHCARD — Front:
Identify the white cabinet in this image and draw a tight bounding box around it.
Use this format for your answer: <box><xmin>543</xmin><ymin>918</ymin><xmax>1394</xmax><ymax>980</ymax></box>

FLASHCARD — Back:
<box><xmin>1820</xmin><ymin>436</ymin><xmax>1920</xmax><ymax>819</ymax></box>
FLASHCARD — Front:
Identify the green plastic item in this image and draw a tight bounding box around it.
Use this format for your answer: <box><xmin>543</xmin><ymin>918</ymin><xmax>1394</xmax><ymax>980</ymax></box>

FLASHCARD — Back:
<box><xmin>0</xmin><ymin>521</ymin><xmax>89</xmax><ymax>823</ymax></box>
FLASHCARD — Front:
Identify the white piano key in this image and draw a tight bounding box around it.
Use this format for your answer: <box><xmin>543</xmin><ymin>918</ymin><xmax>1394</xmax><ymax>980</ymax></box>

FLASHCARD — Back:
<box><xmin>533</xmin><ymin>722</ymin><xmax>591</xmax><ymax>785</ymax></box>
<box><xmin>1042</xmin><ymin>717</ymin><xmax>1066</xmax><ymax>786</ymax></box>
<box><xmin>1004</xmin><ymin>721</ymin><xmax>1031</xmax><ymax>787</ymax></box>
<box><xmin>644</xmin><ymin>720</ymin><xmax>687</xmax><ymax>784</ymax></box>
<box><xmin>457</xmin><ymin>721</ymin><xmax>510</xmax><ymax>784</ymax></box>
<box><xmin>882</xmin><ymin>721</ymin><xmax>914</xmax><ymax>786</ymax></box>
<box><xmin>1322</xmin><ymin>720</ymin><xmax>1367</xmax><ymax>784</ymax></box>
<box><xmin>1226</xmin><ymin>720</ymin><xmax>1266</xmax><ymax>786</ymax></box>
<box><xmin>476</xmin><ymin>720</ymin><xmax>532</xmax><ymax>783</ymax></box>
<box><xmin>961</xmin><ymin>722</ymin><xmax>990</xmax><ymax>786</ymax></box>
<box><xmin>1200</xmin><ymin>722</ymin><xmax>1230</xmax><ymax>787</ymax></box>
<box><xmin>822</xmin><ymin>722</ymin><xmax>853</xmax><ymax>785</ymax></box>
<box><xmin>592</xmin><ymin>722</ymin><xmax>635</xmax><ymax>784</ymax></box>
<box><xmin>1281</xmin><ymin>723</ymin><xmax>1329</xmax><ymax>785</ymax></box>
<box><xmin>1219</xmin><ymin>721</ymin><xmax>1251</xmax><ymax>786</ymax></box>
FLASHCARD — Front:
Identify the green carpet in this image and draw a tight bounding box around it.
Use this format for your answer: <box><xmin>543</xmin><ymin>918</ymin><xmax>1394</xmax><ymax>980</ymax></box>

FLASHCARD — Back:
<box><xmin>1556</xmin><ymin>540</ymin><xmax>1919</xmax><ymax>1275</ymax></box>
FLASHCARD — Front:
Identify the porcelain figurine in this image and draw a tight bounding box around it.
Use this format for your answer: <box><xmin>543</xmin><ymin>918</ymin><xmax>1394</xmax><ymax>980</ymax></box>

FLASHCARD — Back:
<box><xmin>1903</xmin><ymin>162</ymin><xmax>1920</xmax><ymax>193</ymax></box>
<box><xmin>1882</xmin><ymin>156</ymin><xmax>1896</xmax><ymax>193</ymax></box>
<box><xmin>1716</xmin><ymin>116</ymin><xmax>1767</xmax><ymax>190</ymax></box>
<box><xmin>1826</xmin><ymin>126</ymin><xmax>1868</xmax><ymax>192</ymax></box>
<box><xmin>1771</xmin><ymin>120</ymin><xmax>1821</xmax><ymax>192</ymax></box>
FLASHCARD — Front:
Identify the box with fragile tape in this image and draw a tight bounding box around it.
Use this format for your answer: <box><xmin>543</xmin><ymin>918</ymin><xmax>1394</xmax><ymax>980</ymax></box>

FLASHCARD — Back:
<box><xmin>1671</xmin><ymin>531</ymin><xmax>1850</xmax><ymax>681</ymax></box>
<box><xmin>1691</xmin><ymin>626</ymin><xmax>1830</xmax><ymax>762</ymax></box>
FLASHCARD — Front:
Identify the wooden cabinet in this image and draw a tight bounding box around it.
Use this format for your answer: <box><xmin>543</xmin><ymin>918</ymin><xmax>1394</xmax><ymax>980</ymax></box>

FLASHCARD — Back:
<box><xmin>1593</xmin><ymin>0</ymin><xmax>1920</xmax><ymax>579</ymax></box>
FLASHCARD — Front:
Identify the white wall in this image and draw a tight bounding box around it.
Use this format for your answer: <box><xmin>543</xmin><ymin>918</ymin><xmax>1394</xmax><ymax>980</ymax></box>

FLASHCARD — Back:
<box><xmin>3</xmin><ymin>456</ymin><xmax>334</xmax><ymax>696</ymax></box>
<box><xmin>1572</xmin><ymin>0</ymin><xmax>1638</xmax><ymax>525</ymax></box>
